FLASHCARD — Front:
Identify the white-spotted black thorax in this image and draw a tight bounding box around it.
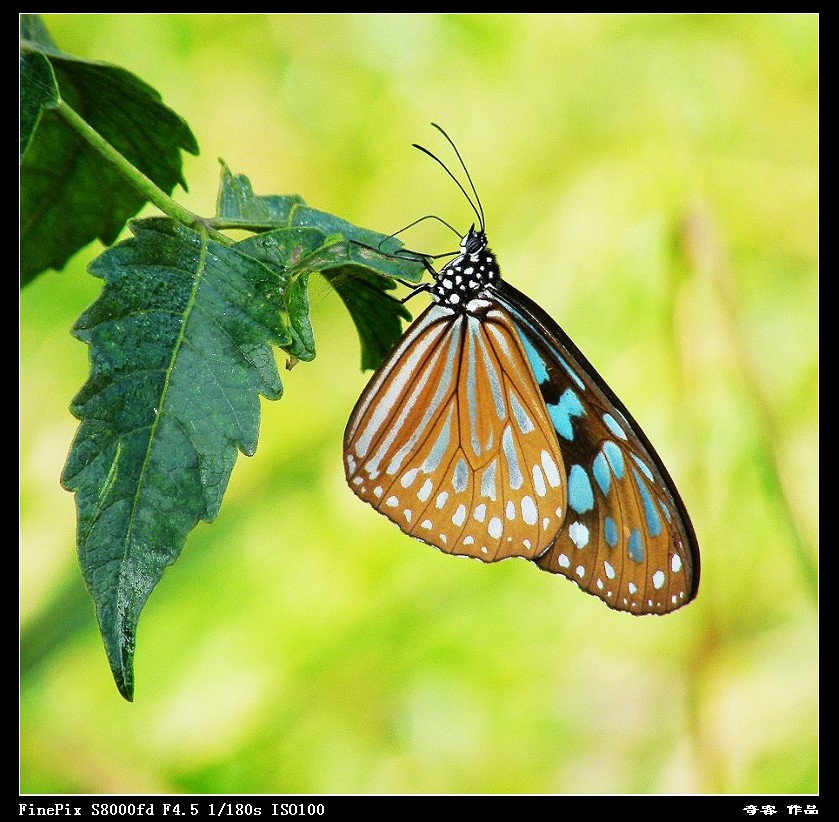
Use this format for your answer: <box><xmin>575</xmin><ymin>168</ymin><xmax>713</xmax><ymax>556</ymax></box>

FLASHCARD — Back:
<box><xmin>430</xmin><ymin>226</ymin><xmax>500</xmax><ymax>311</ymax></box>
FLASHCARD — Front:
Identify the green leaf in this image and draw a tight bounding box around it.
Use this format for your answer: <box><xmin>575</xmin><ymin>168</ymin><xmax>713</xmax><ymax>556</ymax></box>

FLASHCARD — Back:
<box><xmin>20</xmin><ymin>13</ymin><xmax>60</xmax><ymax>52</ymax></box>
<box><xmin>19</xmin><ymin>51</ymin><xmax>58</xmax><ymax>157</ymax></box>
<box><xmin>216</xmin><ymin>162</ymin><xmax>426</xmax><ymax>280</ymax></box>
<box><xmin>288</xmin><ymin>206</ymin><xmax>412</xmax><ymax>263</ymax></box>
<box><xmin>217</xmin><ymin>164</ymin><xmax>425</xmax><ymax>369</ymax></box>
<box><xmin>216</xmin><ymin>161</ymin><xmax>305</xmax><ymax>225</ymax></box>
<box><xmin>20</xmin><ymin>18</ymin><xmax>199</xmax><ymax>286</ymax></box>
<box><xmin>236</xmin><ymin>225</ymin><xmax>415</xmax><ymax>369</ymax></box>
<box><xmin>60</xmin><ymin>218</ymin><xmax>286</xmax><ymax>700</ymax></box>
<box><xmin>324</xmin><ymin>267</ymin><xmax>412</xmax><ymax>372</ymax></box>
<box><xmin>284</xmin><ymin>272</ymin><xmax>317</xmax><ymax>363</ymax></box>
<box><xmin>235</xmin><ymin>227</ymin><xmax>329</xmax><ymax>363</ymax></box>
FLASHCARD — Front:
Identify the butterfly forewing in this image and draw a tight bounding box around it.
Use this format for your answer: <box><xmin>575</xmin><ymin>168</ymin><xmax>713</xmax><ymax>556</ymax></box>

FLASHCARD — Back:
<box><xmin>494</xmin><ymin>281</ymin><xmax>699</xmax><ymax>614</ymax></box>
<box><xmin>344</xmin><ymin>302</ymin><xmax>569</xmax><ymax>562</ymax></box>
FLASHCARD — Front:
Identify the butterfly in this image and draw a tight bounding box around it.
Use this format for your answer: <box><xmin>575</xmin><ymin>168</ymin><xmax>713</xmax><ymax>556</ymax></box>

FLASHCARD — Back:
<box><xmin>343</xmin><ymin>125</ymin><xmax>699</xmax><ymax>615</ymax></box>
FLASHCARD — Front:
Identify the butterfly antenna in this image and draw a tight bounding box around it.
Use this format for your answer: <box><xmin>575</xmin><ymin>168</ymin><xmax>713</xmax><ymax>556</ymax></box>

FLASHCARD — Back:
<box><xmin>430</xmin><ymin>122</ymin><xmax>485</xmax><ymax>232</ymax></box>
<box><xmin>391</xmin><ymin>214</ymin><xmax>463</xmax><ymax>242</ymax></box>
<box><xmin>412</xmin><ymin>129</ymin><xmax>484</xmax><ymax>233</ymax></box>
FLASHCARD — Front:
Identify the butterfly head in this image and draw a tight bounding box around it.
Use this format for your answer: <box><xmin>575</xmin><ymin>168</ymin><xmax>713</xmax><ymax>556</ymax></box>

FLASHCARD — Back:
<box><xmin>431</xmin><ymin>225</ymin><xmax>500</xmax><ymax>311</ymax></box>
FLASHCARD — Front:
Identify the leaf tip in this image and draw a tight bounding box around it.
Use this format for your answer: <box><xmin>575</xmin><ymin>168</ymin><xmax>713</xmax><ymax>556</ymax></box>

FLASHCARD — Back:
<box><xmin>116</xmin><ymin>678</ymin><xmax>135</xmax><ymax>703</ymax></box>
<box><xmin>112</xmin><ymin>636</ymin><xmax>136</xmax><ymax>701</ymax></box>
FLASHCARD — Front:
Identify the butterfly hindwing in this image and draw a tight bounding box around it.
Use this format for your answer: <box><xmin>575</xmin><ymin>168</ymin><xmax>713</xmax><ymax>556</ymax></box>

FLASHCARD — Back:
<box><xmin>494</xmin><ymin>281</ymin><xmax>700</xmax><ymax>614</ymax></box>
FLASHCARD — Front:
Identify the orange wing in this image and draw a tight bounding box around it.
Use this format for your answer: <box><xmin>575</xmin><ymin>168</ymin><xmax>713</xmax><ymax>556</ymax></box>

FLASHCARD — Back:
<box><xmin>344</xmin><ymin>302</ymin><xmax>568</xmax><ymax>562</ymax></box>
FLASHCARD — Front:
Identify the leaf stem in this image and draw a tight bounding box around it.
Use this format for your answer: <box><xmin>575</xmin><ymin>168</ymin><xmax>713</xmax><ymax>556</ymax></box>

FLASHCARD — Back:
<box><xmin>205</xmin><ymin>218</ymin><xmax>278</xmax><ymax>233</ymax></box>
<box><xmin>55</xmin><ymin>100</ymin><xmax>233</xmax><ymax>247</ymax></box>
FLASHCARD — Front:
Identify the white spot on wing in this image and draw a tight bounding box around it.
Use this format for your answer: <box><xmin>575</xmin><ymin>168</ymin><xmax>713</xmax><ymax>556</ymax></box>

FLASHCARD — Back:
<box><xmin>509</xmin><ymin>391</ymin><xmax>535</xmax><ymax>434</ymax></box>
<box><xmin>569</xmin><ymin>521</ymin><xmax>589</xmax><ymax>548</ymax></box>
<box><xmin>541</xmin><ymin>450</ymin><xmax>561</xmax><ymax>487</ymax></box>
<box><xmin>532</xmin><ymin>465</ymin><xmax>547</xmax><ymax>497</ymax></box>
<box><xmin>452</xmin><ymin>458</ymin><xmax>468</xmax><ymax>493</ymax></box>
<box><xmin>417</xmin><ymin>479</ymin><xmax>433</xmax><ymax>502</ymax></box>
<box><xmin>502</xmin><ymin>425</ymin><xmax>524</xmax><ymax>490</ymax></box>
<box><xmin>480</xmin><ymin>460</ymin><xmax>498</xmax><ymax>500</ymax></box>
<box><xmin>521</xmin><ymin>496</ymin><xmax>537</xmax><ymax>525</ymax></box>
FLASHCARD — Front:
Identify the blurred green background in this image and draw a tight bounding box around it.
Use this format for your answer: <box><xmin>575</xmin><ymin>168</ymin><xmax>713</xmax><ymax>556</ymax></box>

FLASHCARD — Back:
<box><xmin>20</xmin><ymin>14</ymin><xmax>817</xmax><ymax>794</ymax></box>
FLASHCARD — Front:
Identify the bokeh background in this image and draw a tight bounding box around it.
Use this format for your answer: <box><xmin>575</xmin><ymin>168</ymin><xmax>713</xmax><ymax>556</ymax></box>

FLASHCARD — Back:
<box><xmin>20</xmin><ymin>14</ymin><xmax>818</xmax><ymax>794</ymax></box>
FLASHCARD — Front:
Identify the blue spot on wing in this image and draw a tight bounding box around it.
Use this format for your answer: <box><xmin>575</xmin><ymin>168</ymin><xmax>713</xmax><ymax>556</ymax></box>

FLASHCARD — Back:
<box><xmin>507</xmin><ymin>312</ymin><xmax>586</xmax><ymax>392</ymax></box>
<box><xmin>631</xmin><ymin>453</ymin><xmax>654</xmax><ymax>482</ymax></box>
<box><xmin>547</xmin><ymin>388</ymin><xmax>585</xmax><ymax>441</ymax></box>
<box><xmin>604</xmin><ymin>516</ymin><xmax>618</xmax><ymax>547</ymax></box>
<box><xmin>603</xmin><ymin>413</ymin><xmax>627</xmax><ymax>441</ymax></box>
<box><xmin>518</xmin><ymin>333</ymin><xmax>549</xmax><ymax>384</ymax></box>
<box><xmin>627</xmin><ymin>528</ymin><xmax>644</xmax><ymax>563</ymax></box>
<box><xmin>556</xmin><ymin>353</ymin><xmax>586</xmax><ymax>392</ymax></box>
<box><xmin>592</xmin><ymin>452</ymin><xmax>611</xmax><ymax>495</ymax></box>
<box><xmin>632</xmin><ymin>467</ymin><xmax>662</xmax><ymax>537</ymax></box>
<box><xmin>602</xmin><ymin>441</ymin><xmax>625</xmax><ymax>479</ymax></box>
<box><xmin>568</xmin><ymin>464</ymin><xmax>594</xmax><ymax>514</ymax></box>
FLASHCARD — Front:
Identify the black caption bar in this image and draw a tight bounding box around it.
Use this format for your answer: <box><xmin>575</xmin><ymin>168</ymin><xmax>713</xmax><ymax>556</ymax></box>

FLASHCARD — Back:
<box><xmin>17</xmin><ymin>795</ymin><xmax>820</xmax><ymax>817</ymax></box>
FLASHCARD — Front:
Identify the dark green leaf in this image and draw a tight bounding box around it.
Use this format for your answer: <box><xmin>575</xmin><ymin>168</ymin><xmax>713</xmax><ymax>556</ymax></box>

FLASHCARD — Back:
<box><xmin>284</xmin><ymin>273</ymin><xmax>316</xmax><ymax>363</ymax></box>
<box><xmin>20</xmin><ymin>14</ymin><xmax>60</xmax><ymax>52</ymax></box>
<box><xmin>216</xmin><ymin>160</ymin><xmax>305</xmax><ymax>224</ymax></box>
<box><xmin>288</xmin><ymin>207</ymin><xmax>404</xmax><ymax>256</ymax></box>
<box><xmin>217</xmin><ymin>163</ymin><xmax>426</xmax><ymax>282</ymax></box>
<box><xmin>235</xmin><ymin>228</ymin><xmax>326</xmax><ymax>362</ymax></box>
<box><xmin>60</xmin><ymin>218</ymin><xmax>286</xmax><ymax>700</ymax></box>
<box><xmin>216</xmin><ymin>161</ymin><xmax>271</xmax><ymax>223</ymax></box>
<box><xmin>236</xmin><ymin>224</ymin><xmax>418</xmax><ymax>369</ymax></box>
<box><xmin>258</xmin><ymin>195</ymin><xmax>312</xmax><ymax>223</ymax></box>
<box><xmin>20</xmin><ymin>51</ymin><xmax>58</xmax><ymax>157</ymax></box>
<box><xmin>324</xmin><ymin>267</ymin><xmax>412</xmax><ymax>372</ymax></box>
<box><xmin>20</xmin><ymin>23</ymin><xmax>199</xmax><ymax>286</ymax></box>
<box><xmin>221</xmin><ymin>156</ymin><xmax>426</xmax><ymax>370</ymax></box>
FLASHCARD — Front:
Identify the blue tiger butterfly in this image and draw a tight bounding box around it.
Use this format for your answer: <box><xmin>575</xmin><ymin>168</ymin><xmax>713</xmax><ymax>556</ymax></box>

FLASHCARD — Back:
<box><xmin>344</xmin><ymin>125</ymin><xmax>699</xmax><ymax>614</ymax></box>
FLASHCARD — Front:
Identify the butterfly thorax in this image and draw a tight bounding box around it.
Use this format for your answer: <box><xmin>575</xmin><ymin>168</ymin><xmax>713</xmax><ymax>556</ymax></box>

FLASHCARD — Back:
<box><xmin>430</xmin><ymin>227</ymin><xmax>500</xmax><ymax>311</ymax></box>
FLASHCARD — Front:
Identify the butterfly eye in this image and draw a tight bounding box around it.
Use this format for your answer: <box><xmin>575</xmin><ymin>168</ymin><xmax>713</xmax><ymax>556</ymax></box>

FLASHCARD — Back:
<box><xmin>344</xmin><ymin>128</ymin><xmax>699</xmax><ymax>615</ymax></box>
